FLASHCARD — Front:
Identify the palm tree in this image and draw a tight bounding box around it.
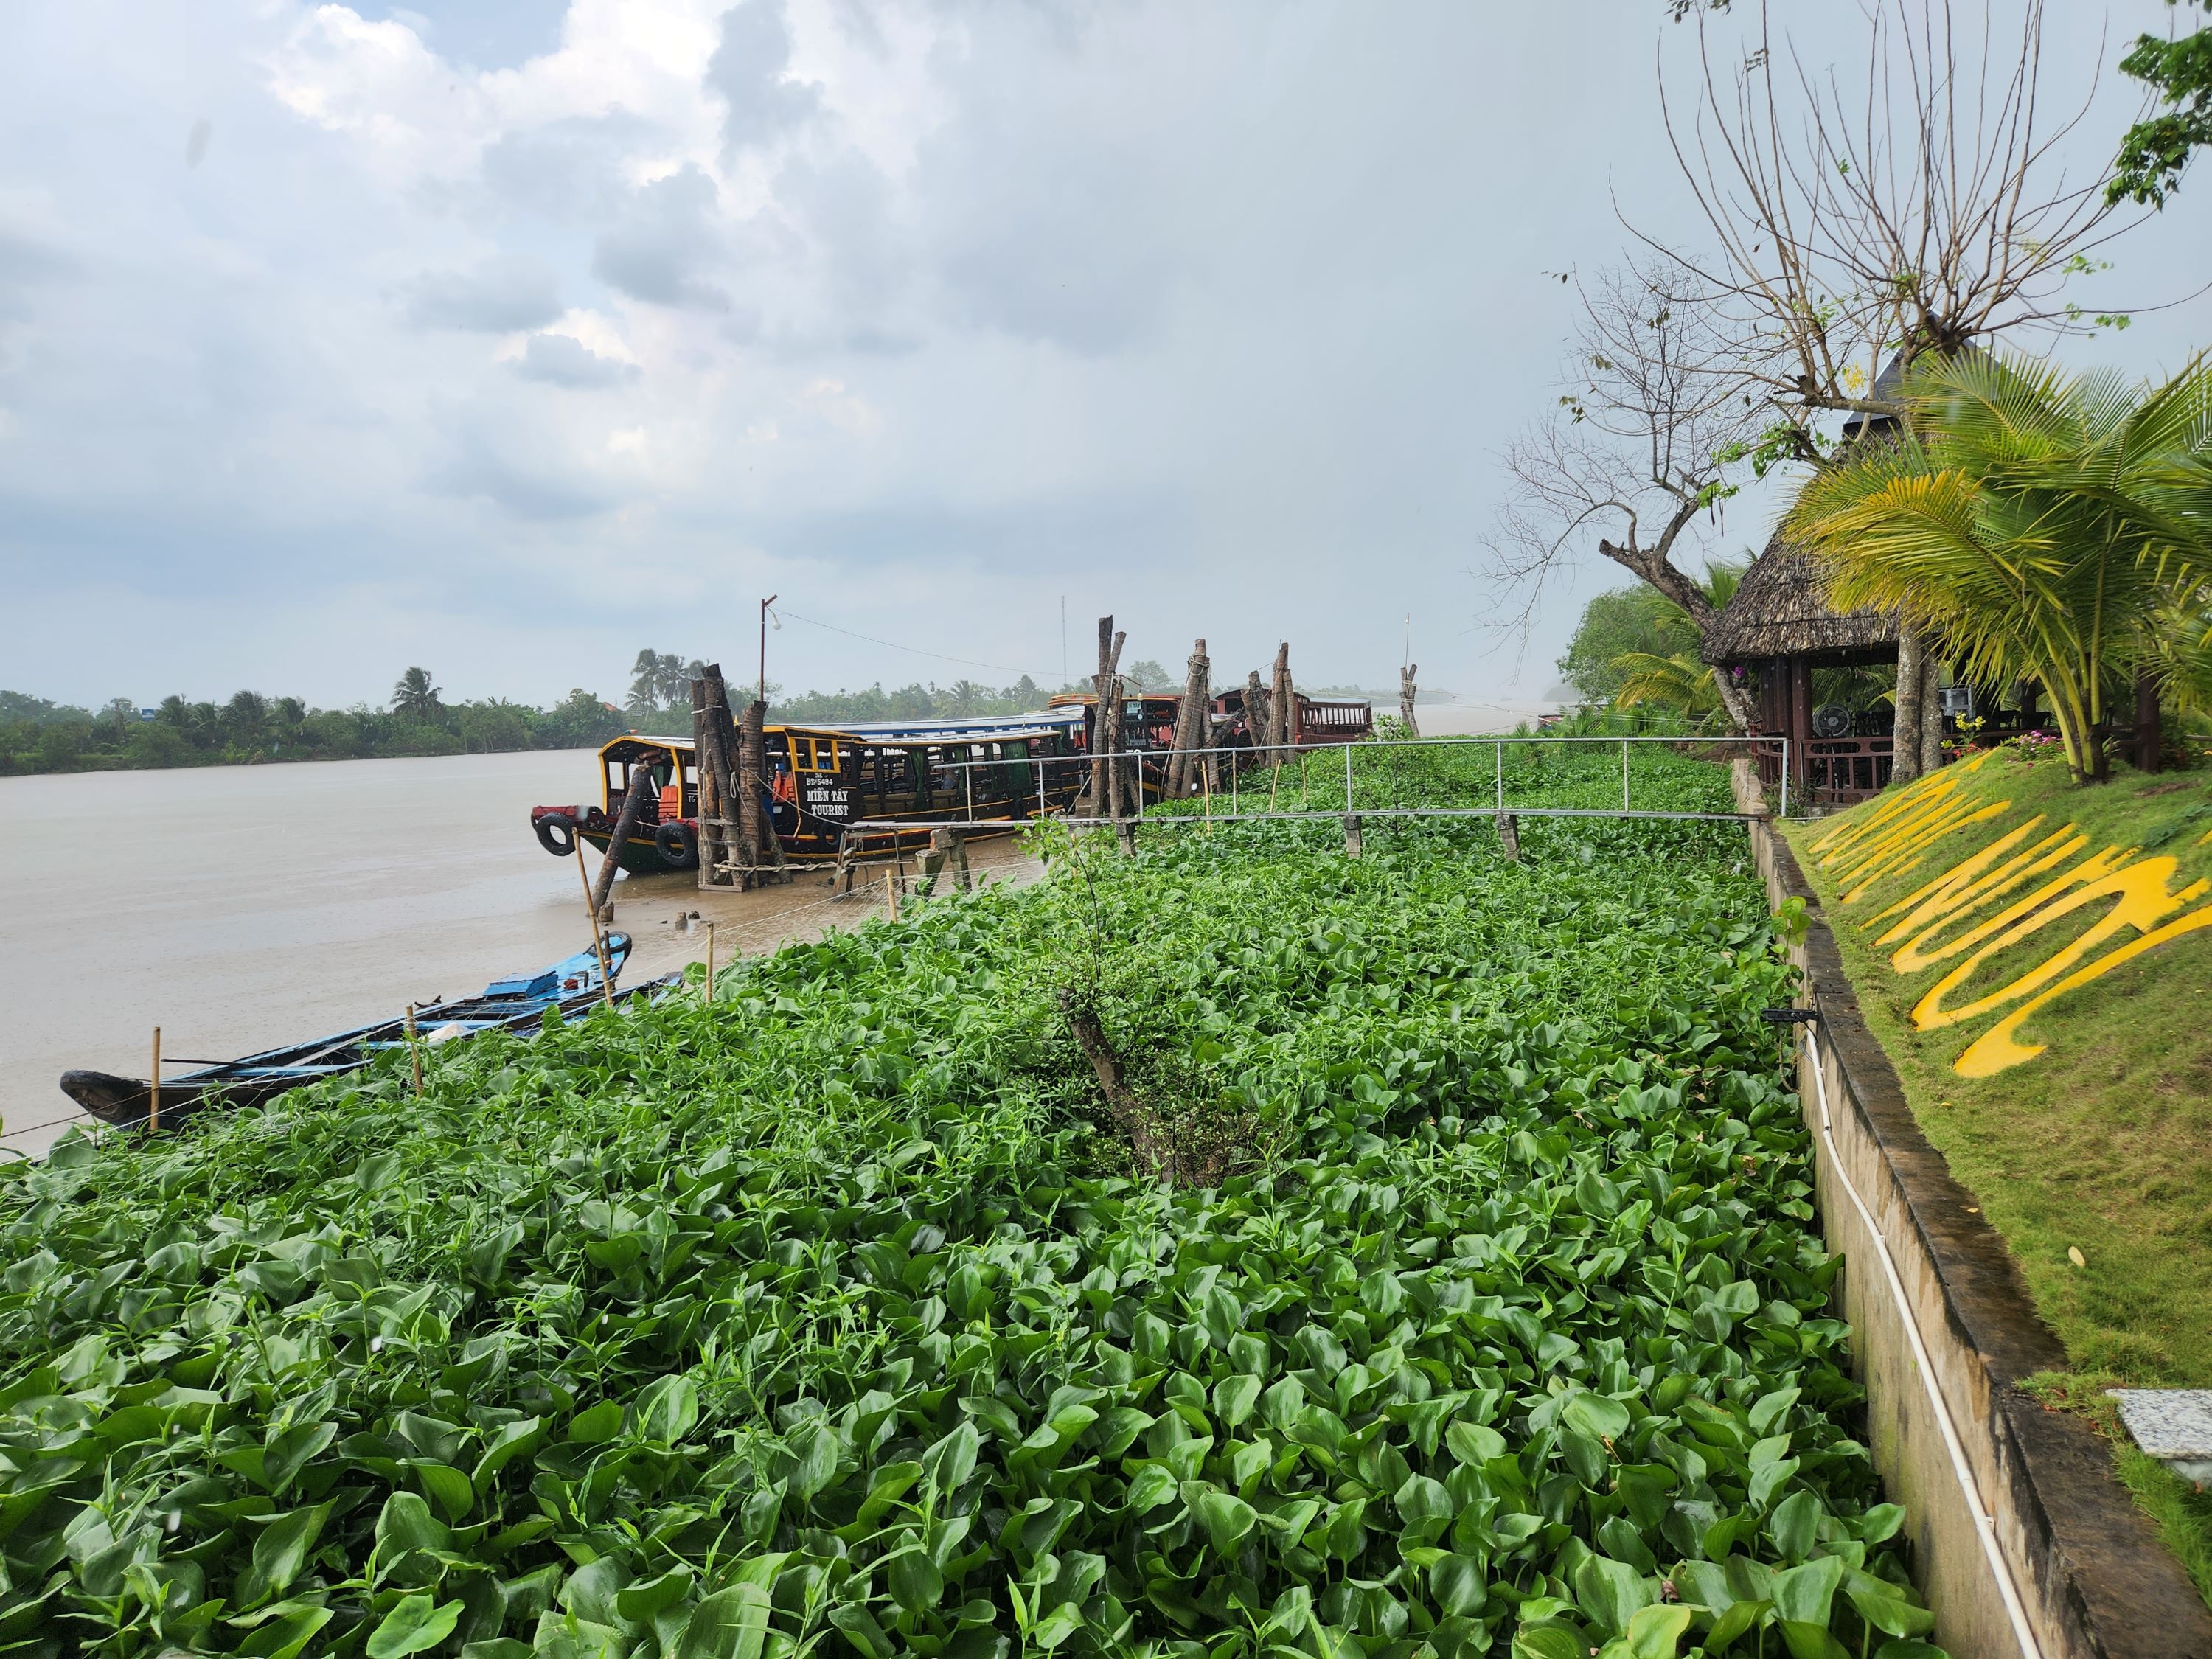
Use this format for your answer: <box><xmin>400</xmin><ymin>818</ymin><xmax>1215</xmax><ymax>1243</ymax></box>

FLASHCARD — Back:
<box><xmin>1594</xmin><ymin>559</ymin><xmax>1746</xmax><ymax>724</ymax></box>
<box><xmin>1787</xmin><ymin>351</ymin><xmax>2212</xmax><ymax>784</ymax></box>
<box><xmin>392</xmin><ymin>667</ymin><xmax>442</xmax><ymax>720</ymax></box>
<box><xmin>1613</xmin><ymin>652</ymin><xmax>1727</xmax><ymax>726</ymax></box>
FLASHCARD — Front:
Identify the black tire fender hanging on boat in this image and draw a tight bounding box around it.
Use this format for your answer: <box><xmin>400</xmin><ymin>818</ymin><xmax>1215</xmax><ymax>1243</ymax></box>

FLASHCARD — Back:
<box><xmin>535</xmin><ymin>813</ymin><xmax>577</xmax><ymax>858</ymax></box>
<box><xmin>655</xmin><ymin>819</ymin><xmax>698</xmax><ymax>869</ymax></box>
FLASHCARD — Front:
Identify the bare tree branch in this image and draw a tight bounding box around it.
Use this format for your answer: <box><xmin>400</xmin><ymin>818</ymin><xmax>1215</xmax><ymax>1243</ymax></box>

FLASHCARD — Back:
<box><xmin>1484</xmin><ymin>260</ymin><xmax>1760</xmax><ymax>730</ymax></box>
<box><xmin>1638</xmin><ymin>0</ymin><xmax>2146</xmax><ymax>452</ymax></box>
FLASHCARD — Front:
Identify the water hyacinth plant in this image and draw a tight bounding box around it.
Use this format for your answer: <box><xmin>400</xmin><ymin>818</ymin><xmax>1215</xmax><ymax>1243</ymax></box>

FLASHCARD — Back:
<box><xmin>0</xmin><ymin>754</ymin><xmax>1944</xmax><ymax>1659</ymax></box>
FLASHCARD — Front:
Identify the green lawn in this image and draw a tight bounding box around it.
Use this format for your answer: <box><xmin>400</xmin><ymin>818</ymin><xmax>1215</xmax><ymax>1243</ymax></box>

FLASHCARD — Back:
<box><xmin>1783</xmin><ymin>749</ymin><xmax>2212</xmax><ymax>1601</ymax></box>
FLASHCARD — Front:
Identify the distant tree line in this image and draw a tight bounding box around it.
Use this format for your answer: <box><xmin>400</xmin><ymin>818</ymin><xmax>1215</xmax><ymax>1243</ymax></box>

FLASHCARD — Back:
<box><xmin>5</xmin><ymin>647</ymin><xmax>1407</xmax><ymax>778</ymax></box>
<box><xmin>0</xmin><ymin>671</ymin><xmax>630</xmax><ymax>777</ymax></box>
<box><xmin>623</xmin><ymin>644</ymin><xmax>1105</xmax><ymax>728</ymax></box>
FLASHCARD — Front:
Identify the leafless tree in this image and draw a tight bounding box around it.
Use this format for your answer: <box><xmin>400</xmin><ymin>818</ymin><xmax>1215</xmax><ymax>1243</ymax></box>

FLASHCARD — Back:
<box><xmin>1647</xmin><ymin>0</ymin><xmax>2142</xmax><ymax>463</ymax></box>
<box><xmin>1488</xmin><ymin>260</ymin><xmax>1761</xmax><ymax>730</ymax></box>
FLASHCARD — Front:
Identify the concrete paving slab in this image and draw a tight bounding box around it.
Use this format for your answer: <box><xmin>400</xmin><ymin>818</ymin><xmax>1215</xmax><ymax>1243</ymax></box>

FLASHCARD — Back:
<box><xmin>2110</xmin><ymin>1388</ymin><xmax>2212</xmax><ymax>1486</ymax></box>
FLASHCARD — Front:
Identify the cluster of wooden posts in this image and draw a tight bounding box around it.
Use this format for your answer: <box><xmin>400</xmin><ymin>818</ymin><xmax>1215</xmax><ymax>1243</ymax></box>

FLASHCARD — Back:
<box><xmin>1077</xmin><ymin>616</ymin><xmax>1326</xmax><ymax>854</ymax></box>
<box><xmin>689</xmin><ymin>661</ymin><xmax>793</xmax><ymax>894</ymax></box>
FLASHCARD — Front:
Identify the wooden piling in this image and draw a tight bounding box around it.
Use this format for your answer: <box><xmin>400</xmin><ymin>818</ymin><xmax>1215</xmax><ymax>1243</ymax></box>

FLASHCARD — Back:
<box><xmin>573</xmin><ymin>841</ymin><xmax>616</xmax><ymax>1003</ymax></box>
<box><xmin>1270</xmin><ymin>641</ymin><xmax>1294</xmax><ymax>754</ymax></box>
<box><xmin>1167</xmin><ymin>638</ymin><xmax>1209</xmax><ymax>797</ymax></box>
<box><xmin>406</xmin><ymin>1003</ymin><xmax>422</xmax><ymax>1094</ymax></box>
<box><xmin>695</xmin><ymin>666</ymin><xmax>743</xmax><ymax>887</ymax></box>
<box><xmin>1242</xmin><ymin>669</ymin><xmax>1269</xmax><ymax>759</ymax></box>
<box><xmin>1085</xmin><ymin>619</ymin><xmax>1126</xmax><ymax>819</ymax></box>
<box><xmin>591</xmin><ymin>762</ymin><xmax>658</xmax><ymax>920</ymax></box>
<box><xmin>149</xmin><ymin>1027</ymin><xmax>161</xmax><ymax>1134</ymax></box>
<box><xmin>1496</xmin><ymin>812</ymin><xmax>1520</xmax><ymax>861</ymax></box>
<box><xmin>742</xmin><ymin>698</ymin><xmax>790</xmax><ymax>883</ymax></box>
<box><xmin>1343</xmin><ymin>814</ymin><xmax>1363</xmax><ymax>858</ymax></box>
<box><xmin>1399</xmin><ymin>662</ymin><xmax>1420</xmax><ymax>738</ymax></box>
<box><xmin>691</xmin><ymin>678</ymin><xmax>722</xmax><ymax>891</ymax></box>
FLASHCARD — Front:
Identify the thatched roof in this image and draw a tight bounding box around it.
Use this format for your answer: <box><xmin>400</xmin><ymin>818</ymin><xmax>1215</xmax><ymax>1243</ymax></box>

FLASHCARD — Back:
<box><xmin>1700</xmin><ymin>532</ymin><xmax>1899</xmax><ymax>665</ymax></box>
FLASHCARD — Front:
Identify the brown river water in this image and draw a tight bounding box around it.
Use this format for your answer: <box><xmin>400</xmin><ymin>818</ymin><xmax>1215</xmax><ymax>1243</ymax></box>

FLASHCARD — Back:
<box><xmin>0</xmin><ymin>750</ymin><xmax>1040</xmax><ymax>1160</ymax></box>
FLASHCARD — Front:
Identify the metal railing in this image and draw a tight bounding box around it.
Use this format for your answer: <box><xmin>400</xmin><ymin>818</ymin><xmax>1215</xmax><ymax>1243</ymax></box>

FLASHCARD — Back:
<box><xmin>832</xmin><ymin>731</ymin><xmax>1791</xmax><ymax>841</ymax></box>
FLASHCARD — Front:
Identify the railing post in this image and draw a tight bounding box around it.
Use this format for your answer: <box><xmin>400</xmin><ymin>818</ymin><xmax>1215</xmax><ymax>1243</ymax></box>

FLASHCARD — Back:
<box><xmin>1622</xmin><ymin>738</ymin><xmax>1630</xmax><ymax>811</ymax></box>
<box><xmin>1780</xmin><ymin>740</ymin><xmax>1791</xmax><ymax>820</ymax></box>
<box><xmin>1495</xmin><ymin>740</ymin><xmax>1504</xmax><ymax>810</ymax></box>
<box><xmin>1345</xmin><ymin>742</ymin><xmax>1354</xmax><ymax>815</ymax></box>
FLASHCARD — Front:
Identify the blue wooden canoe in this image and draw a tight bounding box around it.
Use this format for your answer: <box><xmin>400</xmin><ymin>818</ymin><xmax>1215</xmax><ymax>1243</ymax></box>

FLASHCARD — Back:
<box><xmin>59</xmin><ymin>933</ymin><xmax>674</xmax><ymax>1132</ymax></box>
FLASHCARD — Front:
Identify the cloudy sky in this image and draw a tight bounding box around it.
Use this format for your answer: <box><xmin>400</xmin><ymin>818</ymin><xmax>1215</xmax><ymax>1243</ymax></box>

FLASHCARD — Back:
<box><xmin>1</xmin><ymin>1</ymin><xmax>2205</xmax><ymax>710</ymax></box>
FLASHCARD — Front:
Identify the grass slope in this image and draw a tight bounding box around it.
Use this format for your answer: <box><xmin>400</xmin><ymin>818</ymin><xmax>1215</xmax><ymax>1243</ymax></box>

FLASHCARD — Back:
<box><xmin>1782</xmin><ymin>751</ymin><xmax>2212</xmax><ymax>1601</ymax></box>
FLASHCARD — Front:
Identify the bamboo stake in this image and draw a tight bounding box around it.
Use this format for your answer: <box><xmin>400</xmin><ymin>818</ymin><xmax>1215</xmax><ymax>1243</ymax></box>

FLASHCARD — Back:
<box><xmin>886</xmin><ymin>868</ymin><xmax>900</xmax><ymax>920</ymax></box>
<box><xmin>406</xmin><ymin>1003</ymin><xmax>422</xmax><ymax>1094</ymax></box>
<box><xmin>704</xmin><ymin>922</ymin><xmax>716</xmax><ymax>1002</ymax></box>
<box><xmin>149</xmin><ymin>1026</ymin><xmax>161</xmax><ymax>1133</ymax></box>
<box><xmin>1200</xmin><ymin>758</ymin><xmax>1212</xmax><ymax>833</ymax></box>
<box><xmin>573</xmin><ymin>841</ymin><xmax>616</xmax><ymax>1008</ymax></box>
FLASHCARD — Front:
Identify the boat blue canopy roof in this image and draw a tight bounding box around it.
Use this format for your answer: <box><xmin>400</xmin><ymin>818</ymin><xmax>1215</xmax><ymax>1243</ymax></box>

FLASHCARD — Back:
<box><xmin>801</xmin><ymin>711</ymin><xmax>1086</xmax><ymax>742</ymax></box>
<box><xmin>611</xmin><ymin>709</ymin><xmax>1085</xmax><ymax>751</ymax></box>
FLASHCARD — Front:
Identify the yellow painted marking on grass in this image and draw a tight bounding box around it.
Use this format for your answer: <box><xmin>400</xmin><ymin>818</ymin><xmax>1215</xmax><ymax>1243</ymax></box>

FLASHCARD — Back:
<box><xmin>1871</xmin><ymin>818</ymin><xmax>2063</xmax><ymax>938</ymax></box>
<box><xmin>1910</xmin><ymin>850</ymin><xmax>2191</xmax><ymax>1032</ymax></box>
<box><xmin>1839</xmin><ymin>801</ymin><xmax>2014</xmax><ymax>900</ymax></box>
<box><xmin>1809</xmin><ymin>757</ymin><xmax>1992</xmax><ymax>864</ymax></box>
<box><xmin>1809</xmin><ymin>757</ymin><xmax>2212</xmax><ymax>1076</ymax></box>
<box><xmin>1951</xmin><ymin>901</ymin><xmax>2212</xmax><ymax>1077</ymax></box>
<box><xmin>1888</xmin><ymin>842</ymin><xmax>2125</xmax><ymax>973</ymax></box>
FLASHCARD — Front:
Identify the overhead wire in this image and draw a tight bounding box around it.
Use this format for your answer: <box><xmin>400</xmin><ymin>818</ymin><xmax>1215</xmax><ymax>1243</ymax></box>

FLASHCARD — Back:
<box><xmin>769</xmin><ymin>605</ymin><xmax>1054</xmax><ymax>684</ymax></box>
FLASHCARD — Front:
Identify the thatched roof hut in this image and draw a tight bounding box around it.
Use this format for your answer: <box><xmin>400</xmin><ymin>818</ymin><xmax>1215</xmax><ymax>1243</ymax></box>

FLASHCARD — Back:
<box><xmin>1701</xmin><ymin>532</ymin><xmax>1898</xmax><ymax>667</ymax></box>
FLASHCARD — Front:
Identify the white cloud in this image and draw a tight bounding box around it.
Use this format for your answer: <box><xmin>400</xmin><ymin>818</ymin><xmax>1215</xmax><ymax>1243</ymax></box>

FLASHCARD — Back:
<box><xmin>0</xmin><ymin>0</ymin><xmax>2203</xmax><ymax>712</ymax></box>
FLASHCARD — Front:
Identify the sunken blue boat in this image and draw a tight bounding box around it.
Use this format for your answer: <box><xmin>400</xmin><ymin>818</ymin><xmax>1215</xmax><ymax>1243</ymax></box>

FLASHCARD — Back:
<box><xmin>59</xmin><ymin>934</ymin><xmax>670</xmax><ymax>1132</ymax></box>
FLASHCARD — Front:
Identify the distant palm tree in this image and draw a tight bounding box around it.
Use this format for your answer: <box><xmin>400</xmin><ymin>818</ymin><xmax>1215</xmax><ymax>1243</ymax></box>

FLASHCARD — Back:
<box><xmin>1599</xmin><ymin>560</ymin><xmax>1745</xmax><ymax>724</ymax></box>
<box><xmin>1787</xmin><ymin>350</ymin><xmax>2212</xmax><ymax>784</ymax></box>
<box><xmin>628</xmin><ymin>649</ymin><xmax>694</xmax><ymax>715</ymax></box>
<box><xmin>1612</xmin><ymin>652</ymin><xmax>1726</xmax><ymax>726</ymax></box>
<box><xmin>392</xmin><ymin>667</ymin><xmax>442</xmax><ymax>719</ymax></box>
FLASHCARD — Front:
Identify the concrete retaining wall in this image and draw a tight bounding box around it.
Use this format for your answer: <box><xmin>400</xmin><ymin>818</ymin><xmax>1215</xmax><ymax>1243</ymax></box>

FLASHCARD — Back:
<box><xmin>1736</xmin><ymin>773</ymin><xmax>2211</xmax><ymax>1659</ymax></box>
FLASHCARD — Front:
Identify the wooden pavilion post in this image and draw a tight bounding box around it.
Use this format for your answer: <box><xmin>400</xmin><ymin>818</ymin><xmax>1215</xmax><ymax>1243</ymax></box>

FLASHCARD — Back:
<box><xmin>1787</xmin><ymin>656</ymin><xmax>1814</xmax><ymax>805</ymax></box>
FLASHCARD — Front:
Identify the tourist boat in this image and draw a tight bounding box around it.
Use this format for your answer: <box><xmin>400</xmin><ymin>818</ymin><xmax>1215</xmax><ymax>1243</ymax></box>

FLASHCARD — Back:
<box><xmin>58</xmin><ymin>935</ymin><xmax>663</xmax><ymax>1132</ymax></box>
<box><xmin>526</xmin><ymin>690</ymin><xmax>1376</xmax><ymax>875</ymax></box>
<box><xmin>529</xmin><ymin>710</ymin><xmax>1099</xmax><ymax>872</ymax></box>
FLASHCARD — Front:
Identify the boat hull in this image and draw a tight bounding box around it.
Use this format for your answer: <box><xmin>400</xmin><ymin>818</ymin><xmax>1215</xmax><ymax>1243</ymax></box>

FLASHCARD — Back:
<box><xmin>58</xmin><ymin>935</ymin><xmax>660</xmax><ymax>1134</ymax></box>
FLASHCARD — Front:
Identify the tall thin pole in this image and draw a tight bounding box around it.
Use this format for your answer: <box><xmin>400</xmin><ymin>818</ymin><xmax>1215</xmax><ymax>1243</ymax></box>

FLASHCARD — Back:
<box><xmin>572</xmin><ymin>841</ymin><xmax>615</xmax><ymax>1007</ymax></box>
<box><xmin>704</xmin><ymin>922</ymin><xmax>716</xmax><ymax>1002</ymax></box>
<box><xmin>1622</xmin><ymin>738</ymin><xmax>1630</xmax><ymax>811</ymax></box>
<box><xmin>1060</xmin><ymin>597</ymin><xmax>1067</xmax><ymax>687</ymax></box>
<box><xmin>149</xmin><ymin>1027</ymin><xmax>161</xmax><ymax>1134</ymax></box>
<box><xmin>406</xmin><ymin>1003</ymin><xmax>422</xmax><ymax>1094</ymax></box>
<box><xmin>759</xmin><ymin>594</ymin><xmax>779</xmax><ymax>709</ymax></box>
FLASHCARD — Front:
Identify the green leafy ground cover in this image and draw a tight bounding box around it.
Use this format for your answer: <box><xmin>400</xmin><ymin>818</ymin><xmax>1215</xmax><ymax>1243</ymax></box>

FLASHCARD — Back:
<box><xmin>0</xmin><ymin>746</ymin><xmax>1947</xmax><ymax>1659</ymax></box>
<box><xmin>1782</xmin><ymin>750</ymin><xmax>2212</xmax><ymax>1604</ymax></box>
